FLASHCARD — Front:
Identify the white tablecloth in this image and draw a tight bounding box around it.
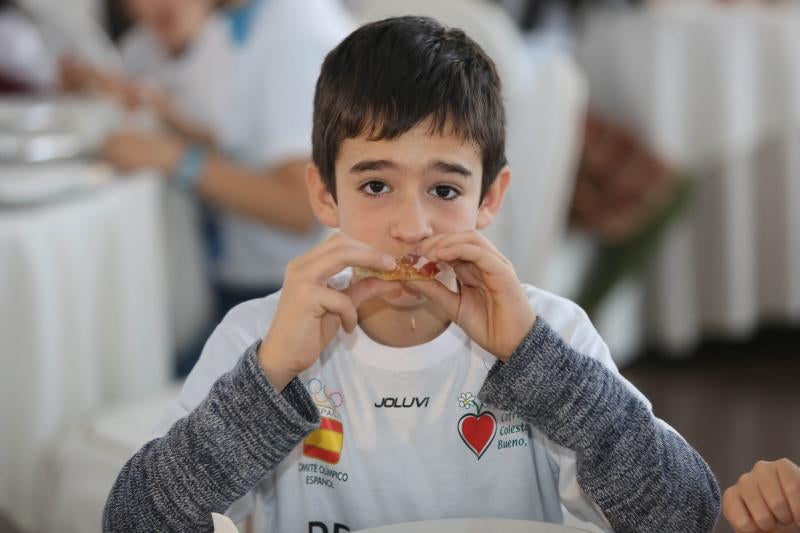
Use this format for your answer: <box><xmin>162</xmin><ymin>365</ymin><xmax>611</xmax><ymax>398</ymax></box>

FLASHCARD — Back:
<box><xmin>579</xmin><ymin>3</ymin><xmax>800</xmax><ymax>352</ymax></box>
<box><xmin>0</xmin><ymin>175</ymin><xmax>174</xmax><ymax>530</ymax></box>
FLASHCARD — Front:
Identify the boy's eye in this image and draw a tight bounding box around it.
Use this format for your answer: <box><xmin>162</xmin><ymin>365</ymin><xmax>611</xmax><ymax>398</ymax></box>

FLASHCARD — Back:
<box><xmin>431</xmin><ymin>185</ymin><xmax>459</xmax><ymax>200</ymax></box>
<box><xmin>361</xmin><ymin>180</ymin><xmax>391</xmax><ymax>196</ymax></box>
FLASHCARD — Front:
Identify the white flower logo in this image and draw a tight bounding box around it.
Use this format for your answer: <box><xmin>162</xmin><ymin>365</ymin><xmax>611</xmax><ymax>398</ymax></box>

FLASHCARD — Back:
<box><xmin>458</xmin><ymin>392</ymin><xmax>475</xmax><ymax>409</ymax></box>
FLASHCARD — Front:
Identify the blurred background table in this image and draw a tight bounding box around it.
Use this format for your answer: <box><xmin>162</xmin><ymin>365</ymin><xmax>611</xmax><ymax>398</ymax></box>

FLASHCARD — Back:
<box><xmin>0</xmin><ymin>161</ymin><xmax>212</xmax><ymax>530</ymax></box>
<box><xmin>0</xmin><ymin>172</ymin><xmax>168</xmax><ymax>529</ymax></box>
<box><xmin>579</xmin><ymin>2</ymin><xmax>800</xmax><ymax>353</ymax></box>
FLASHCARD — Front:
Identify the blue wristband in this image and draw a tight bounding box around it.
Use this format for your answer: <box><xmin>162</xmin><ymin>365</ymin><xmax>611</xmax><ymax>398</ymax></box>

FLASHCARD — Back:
<box><xmin>172</xmin><ymin>145</ymin><xmax>207</xmax><ymax>191</ymax></box>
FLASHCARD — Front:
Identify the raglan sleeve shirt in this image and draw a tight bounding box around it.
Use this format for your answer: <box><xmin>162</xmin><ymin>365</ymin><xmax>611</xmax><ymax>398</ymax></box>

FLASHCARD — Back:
<box><xmin>103</xmin><ymin>287</ymin><xmax>720</xmax><ymax>532</ymax></box>
<box><xmin>478</xmin><ymin>288</ymin><xmax>721</xmax><ymax>532</ymax></box>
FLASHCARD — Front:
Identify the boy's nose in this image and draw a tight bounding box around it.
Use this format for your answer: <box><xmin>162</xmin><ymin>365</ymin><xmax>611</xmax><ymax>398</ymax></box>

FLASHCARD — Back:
<box><xmin>389</xmin><ymin>195</ymin><xmax>433</xmax><ymax>244</ymax></box>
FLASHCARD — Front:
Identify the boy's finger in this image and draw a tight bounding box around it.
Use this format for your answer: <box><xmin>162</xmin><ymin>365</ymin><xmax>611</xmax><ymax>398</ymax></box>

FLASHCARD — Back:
<box><xmin>421</xmin><ymin>230</ymin><xmax>502</xmax><ymax>259</ymax></box>
<box><xmin>723</xmin><ymin>488</ymin><xmax>759</xmax><ymax>533</ymax></box>
<box><xmin>405</xmin><ymin>280</ymin><xmax>461</xmax><ymax>322</ymax></box>
<box><xmin>739</xmin><ymin>474</ymin><xmax>778</xmax><ymax>532</ymax></box>
<box><xmin>316</xmin><ymin>288</ymin><xmax>358</xmax><ymax>333</ymax></box>
<box><xmin>433</xmin><ymin>244</ymin><xmax>508</xmax><ymax>277</ymax></box>
<box><xmin>341</xmin><ymin>278</ymin><xmax>398</xmax><ymax>309</ymax></box>
<box><xmin>294</xmin><ymin>232</ymin><xmax>364</xmax><ymax>267</ymax></box>
<box><xmin>453</xmin><ymin>262</ymin><xmax>484</xmax><ymax>288</ymax></box>
<box><xmin>776</xmin><ymin>459</ymin><xmax>800</xmax><ymax>526</ymax></box>
<box><xmin>416</xmin><ymin>233</ymin><xmax>449</xmax><ymax>256</ymax></box>
<box><xmin>306</xmin><ymin>245</ymin><xmax>396</xmax><ymax>282</ymax></box>
<box><xmin>757</xmin><ymin>466</ymin><xmax>795</xmax><ymax>525</ymax></box>
<box><xmin>297</xmin><ymin>230</ymin><xmax>378</xmax><ymax>260</ymax></box>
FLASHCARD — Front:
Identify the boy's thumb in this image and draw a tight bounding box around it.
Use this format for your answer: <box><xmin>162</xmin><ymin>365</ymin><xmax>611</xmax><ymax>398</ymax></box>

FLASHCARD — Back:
<box><xmin>404</xmin><ymin>280</ymin><xmax>461</xmax><ymax>322</ymax></box>
<box><xmin>342</xmin><ymin>277</ymin><xmax>397</xmax><ymax>308</ymax></box>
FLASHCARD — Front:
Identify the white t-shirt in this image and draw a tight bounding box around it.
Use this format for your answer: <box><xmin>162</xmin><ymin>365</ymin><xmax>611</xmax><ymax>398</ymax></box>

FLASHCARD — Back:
<box><xmin>155</xmin><ymin>271</ymin><xmax>666</xmax><ymax>531</ymax></box>
<box><xmin>214</xmin><ymin>0</ymin><xmax>353</xmax><ymax>289</ymax></box>
<box><xmin>120</xmin><ymin>14</ymin><xmax>234</xmax><ymax>137</ymax></box>
<box><xmin>0</xmin><ymin>7</ymin><xmax>57</xmax><ymax>90</ymax></box>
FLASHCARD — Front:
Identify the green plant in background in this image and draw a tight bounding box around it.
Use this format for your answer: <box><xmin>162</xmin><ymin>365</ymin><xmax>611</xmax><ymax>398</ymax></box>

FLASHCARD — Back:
<box><xmin>576</xmin><ymin>174</ymin><xmax>693</xmax><ymax>317</ymax></box>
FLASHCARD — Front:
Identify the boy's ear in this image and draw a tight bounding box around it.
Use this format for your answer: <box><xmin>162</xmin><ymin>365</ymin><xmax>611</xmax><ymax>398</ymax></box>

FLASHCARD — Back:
<box><xmin>476</xmin><ymin>166</ymin><xmax>511</xmax><ymax>230</ymax></box>
<box><xmin>305</xmin><ymin>163</ymin><xmax>339</xmax><ymax>228</ymax></box>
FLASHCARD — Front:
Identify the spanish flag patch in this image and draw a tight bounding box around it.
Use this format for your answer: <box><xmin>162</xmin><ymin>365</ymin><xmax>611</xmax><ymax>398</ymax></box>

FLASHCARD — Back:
<box><xmin>303</xmin><ymin>416</ymin><xmax>344</xmax><ymax>464</ymax></box>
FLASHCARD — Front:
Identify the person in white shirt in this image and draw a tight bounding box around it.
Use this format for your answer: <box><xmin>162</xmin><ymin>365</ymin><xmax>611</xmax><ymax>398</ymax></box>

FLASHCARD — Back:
<box><xmin>0</xmin><ymin>0</ymin><xmax>57</xmax><ymax>92</ymax></box>
<box><xmin>104</xmin><ymin>16</ymin><xmax>720</xmax><ymax>532</ymax></box>
<box><xmin>60</xmin><ymin>0</ymin><xmax>233</xmax><ymax>145</ymax></box>
<box><xmin>117</xmin><ymin>0</ymin><xmax>234</xmax><ymax>144</ymax></box>
<box><xmin>100</xmin><ymin>0</ymin><xmax>354</xmax><ymax>322</ymax></box>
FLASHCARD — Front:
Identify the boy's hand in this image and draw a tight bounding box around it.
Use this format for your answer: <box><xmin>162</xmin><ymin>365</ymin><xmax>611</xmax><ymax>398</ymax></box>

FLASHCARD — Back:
<box><xmin>723</xmin><ymin>459</ymin><xmax>800</xmax><ymax>533</ymax></box>
<box><xmin>258</xmin><ymin>233</ymin><xmax>397</xmax><ymax>390</ymax></box>
<box><xmin>407</xmin><ymin>230</ymin><xmax>536</xmax><ymax>361</ymax></box>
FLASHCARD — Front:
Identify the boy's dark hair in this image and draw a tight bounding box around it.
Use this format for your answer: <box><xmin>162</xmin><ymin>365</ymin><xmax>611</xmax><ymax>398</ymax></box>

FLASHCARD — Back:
<box><xmin>312</xmin><ymin>16</ymin><xmax>506</xmax><ymax>202</ymax></box>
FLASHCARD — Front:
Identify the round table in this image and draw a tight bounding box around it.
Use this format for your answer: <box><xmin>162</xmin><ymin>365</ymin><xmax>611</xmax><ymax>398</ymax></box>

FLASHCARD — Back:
<box><xmin>579</xmin><ymin>3</ymin><xmax>800</xmax><ymax>351</ymax></box>
<box><xmin>354</xmin><ymin>519</ymin><xmax>587</xmax><ymax>533</ymax></box>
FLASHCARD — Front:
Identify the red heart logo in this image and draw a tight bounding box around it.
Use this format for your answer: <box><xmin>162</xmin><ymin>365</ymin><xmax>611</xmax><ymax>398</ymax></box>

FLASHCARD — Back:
<box><xmin>458</xmin><ymin>412</ymin><xmax>497</xmax><ymax>459</ymax></box>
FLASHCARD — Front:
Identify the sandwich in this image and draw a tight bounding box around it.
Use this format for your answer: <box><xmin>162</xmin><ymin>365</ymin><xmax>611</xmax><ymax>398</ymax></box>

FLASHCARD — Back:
<box><xmin>353</xmin><ymin>254</ymin><xmax>440</xmax><ymax>281</ymax></box>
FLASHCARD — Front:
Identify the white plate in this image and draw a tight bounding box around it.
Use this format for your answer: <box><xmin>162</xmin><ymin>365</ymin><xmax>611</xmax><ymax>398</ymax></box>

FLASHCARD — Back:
<box><xmin>354</xmin><ymin>519</ymin><xmax>589</xmax><ymax>533</ymax></box>
<box><xmin>0</xmin><ymin>97</ymin><xmax>123</xmax><ymax>162</ymax></box>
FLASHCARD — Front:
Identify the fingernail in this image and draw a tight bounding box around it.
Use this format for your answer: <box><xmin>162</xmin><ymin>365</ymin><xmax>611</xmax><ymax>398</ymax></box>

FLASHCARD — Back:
<box><xmin>382</xmin><ymin>255</ymin><xmax>396</xmax><ymax>268</ymax></box>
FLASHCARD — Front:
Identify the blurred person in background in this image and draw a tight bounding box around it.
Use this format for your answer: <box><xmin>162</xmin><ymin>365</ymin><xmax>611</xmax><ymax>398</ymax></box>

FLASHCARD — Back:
<box><xmin>723</xmin><ymin>459</ymin><xmax>800</xmax><ymax>533</ymax></box>
<box><xmin>99</xmin><ymin>0</ymin><xmax>353</xmax><ymax>345</ymax></box>
<box><xmin>62</xmin><ymin>0</ymin><xmax>352</xmax><ymax>374</ymax></box>
<box><xmin>0</xmin><ymin>0</ymin><xmax>57</xmax><ymax>92</ymax></box>
<box><xmin>60</xmin><ymin>0</ymin><xmax>236</xmax><ymax>374</ymax></box>
<box><xmin>60</xmin><ymin>0</ymin><xmax>232</xmax><ymax>146</ymax></box>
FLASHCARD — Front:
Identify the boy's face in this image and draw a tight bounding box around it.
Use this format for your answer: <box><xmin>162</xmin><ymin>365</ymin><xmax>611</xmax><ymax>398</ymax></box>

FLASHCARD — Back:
<box><xmin>308</xmin><ymin>121</ymin><xmax>509</xmax><ymax>307</ymax></box>
<box><xmin>125</xmin><ymin>0</ymin><xmax>208</xmax><ymax>52</ymax></box>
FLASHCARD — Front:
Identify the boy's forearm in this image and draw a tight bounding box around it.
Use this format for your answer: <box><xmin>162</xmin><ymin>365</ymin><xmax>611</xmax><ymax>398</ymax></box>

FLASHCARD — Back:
<box><xmin>103</xmin><ymin>341</ymin><xmax>319</xmax><ymax>532</ymax></box>
<box><xmin>479</xmin><ymin>318</ymin><xmax>721</xmax><ymax>532</ymax></box>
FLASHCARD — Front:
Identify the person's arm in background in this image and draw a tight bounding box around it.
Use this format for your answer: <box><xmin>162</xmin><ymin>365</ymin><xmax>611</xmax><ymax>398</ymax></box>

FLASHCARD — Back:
<box><xmin>101</xmin><ymin>27</ymin><xmax>341</xmax><ymax>232</ymax></box>
<box><xmin>101</xmin><ymin>132</ymin><xmax>315</xmax><ymax>232</ymax></box>
<box><xmin>140</xmin><ymin>87</ymin><xmax>219</xmax><ymax>147</ymax></box>
<box><xmin>58</xmin><ymin>55</ymin><xmax>132</xmax><ymax>101</ymax></box>
<box><xmin>59</xmin><ymin>56</ymin><xmax>218</xmax><ymax>148</ymax></box>
<box><xmin>723</xmin><ymin>459</ymin><xmax>800</xmax><ymax>533</ymax></box>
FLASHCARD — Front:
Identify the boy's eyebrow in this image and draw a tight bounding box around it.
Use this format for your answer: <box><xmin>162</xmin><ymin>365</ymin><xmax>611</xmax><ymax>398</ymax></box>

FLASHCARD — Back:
<box><xmin>428</xmin><ymin>160</ymin><xmax>472</xmax><ymax>178</ymax></box>
<box><xmin>349</xmin><ymin>159</ymin><xmax>472</xmax><ymax>178</ymax></box>
<box><xmin>350</xmin><ymin>159</ymin><xmax>397</xmax><ymax>173</ymax></box>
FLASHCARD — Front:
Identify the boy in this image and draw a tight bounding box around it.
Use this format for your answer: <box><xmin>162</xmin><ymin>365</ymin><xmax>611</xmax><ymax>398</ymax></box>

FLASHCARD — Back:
<box><xmin>104</xmin><ymin>16</ymin><xmax>720</xmax><ymax>532</ymax></box>
<box><xmin>723</xmin><ymin>459</ymin><xmax>800</xmax><ymax>532</ymax></box>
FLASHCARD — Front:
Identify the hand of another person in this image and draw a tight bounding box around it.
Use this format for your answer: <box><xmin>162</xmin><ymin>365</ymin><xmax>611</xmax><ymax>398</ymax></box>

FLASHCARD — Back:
<box><xmin>257</xmin><ymin>232</ymin><xmax>398</xmax><ymax>390</ymax></box>
<box><xmin>58</xmin><ymin>55</ymin><xmax>139</xmax><ymax>107</ymax></box>
<box><xmin>723</xmin><ymin>459</ymin><xmax>800</xmax><ymax>533</ymax></box>
<box><xmin>101</xmin><ymin>131</ymin><xmax>184</xmax><ymax>173</ymax></box>
<box><xmin>406</xmin><ymin>230</ymin><xmax>536</xmax><ymax>361</ymax></box>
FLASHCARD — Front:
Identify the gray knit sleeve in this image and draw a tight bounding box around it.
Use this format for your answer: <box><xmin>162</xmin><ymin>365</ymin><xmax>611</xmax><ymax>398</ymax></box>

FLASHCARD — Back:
<box><xmin>479</xmin><ymin>318</ymin><xmax>720</xmax><ymax>532</ymax></box>
<box><xmin>103</xmin><ymin>341</ymin><xmax>319</xmax><ymax>532</ymax></box>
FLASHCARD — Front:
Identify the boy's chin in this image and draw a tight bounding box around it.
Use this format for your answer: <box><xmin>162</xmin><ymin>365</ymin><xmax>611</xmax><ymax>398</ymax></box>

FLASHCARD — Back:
<box><xmin>379</xmin><ymin>284</ymin><xmax>427</xmax><ymax>308</ymax></box>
